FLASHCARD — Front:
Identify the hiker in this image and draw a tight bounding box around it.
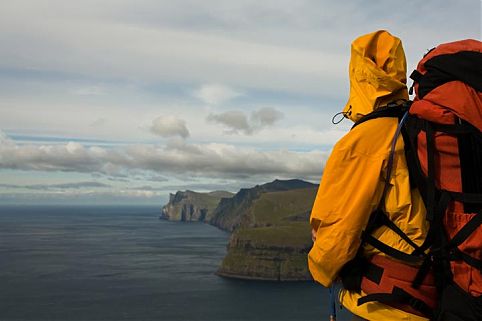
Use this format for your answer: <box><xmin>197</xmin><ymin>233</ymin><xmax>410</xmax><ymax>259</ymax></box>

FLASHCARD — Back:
<box><xmin>308</xmin><ymin>30</ymin><xmax>433</xmax><ymax>321</ymax></box>
<box><xmin>309</xmin><ymin>30</ymin><xmax>482</xmax><ymax>321</ymax></box>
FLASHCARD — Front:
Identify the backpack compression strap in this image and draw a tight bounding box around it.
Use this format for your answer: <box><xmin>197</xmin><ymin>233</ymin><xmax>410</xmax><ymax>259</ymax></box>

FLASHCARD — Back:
<box><xmin>404</xmin><ymin>117</ymin><xmax>482</xmax><ymax>291</ymax></box>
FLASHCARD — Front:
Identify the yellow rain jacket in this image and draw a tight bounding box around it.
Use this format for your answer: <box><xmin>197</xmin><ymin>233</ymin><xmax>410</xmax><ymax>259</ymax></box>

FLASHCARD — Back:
<box><xmin>308</xmin><ymin>30</ymin><xmax>430</xmax><ymax>321</ymax></box>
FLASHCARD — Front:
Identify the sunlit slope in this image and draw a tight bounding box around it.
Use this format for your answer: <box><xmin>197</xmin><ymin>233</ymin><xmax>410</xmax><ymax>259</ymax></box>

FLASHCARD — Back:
<box><xmin>217</xmin><ymin>187</ymin><xmax>318</xmax><ymax>281</ymax></box>
<box><xmin>210</xmin><ymin>179</ymin><xmax>316</xmax><ymax>231</ymax></box>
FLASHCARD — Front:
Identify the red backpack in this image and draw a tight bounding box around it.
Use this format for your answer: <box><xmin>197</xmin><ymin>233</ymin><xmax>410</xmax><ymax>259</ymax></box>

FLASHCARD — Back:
<box><xmin>404</xmin><ymin>39</ymin><xmax>482</xmax><ymax>320</ymax></box>
<box><xmin>342</xmin><ymin>39</ymin><xmax>481</xmax><ymax>320</ymax></box>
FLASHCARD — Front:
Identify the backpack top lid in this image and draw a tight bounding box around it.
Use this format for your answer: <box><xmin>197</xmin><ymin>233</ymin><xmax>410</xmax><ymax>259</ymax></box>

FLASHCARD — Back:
<box><xmin>417</xmin><ymin>39</ymin><xmax>482</xmax><ymax>75</ymax></box>
<box><xmin>411</xmin><ymin>39</ymin><xmax>482</xmax><ymax>131</ymax></box>
<box><xmin>343</xmin><ymin>30</ymin><xmax>409</xmax><ymax>123</ymax></box>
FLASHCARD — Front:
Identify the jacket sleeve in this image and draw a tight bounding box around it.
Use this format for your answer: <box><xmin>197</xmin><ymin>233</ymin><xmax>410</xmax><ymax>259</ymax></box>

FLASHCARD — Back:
<box><xmin>308</xmin><ymin>138</ymin><xmax>387</xmax><ymax>287</ymax></box>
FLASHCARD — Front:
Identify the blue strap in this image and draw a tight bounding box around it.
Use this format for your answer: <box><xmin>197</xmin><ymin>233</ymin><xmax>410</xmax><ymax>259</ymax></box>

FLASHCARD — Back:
<box><xmin>329</xmin><ymin>284</ymin><xmax>336</xmax><ymax>320</ymax></box>
<box><xmin>384</xmin><ymin>111</ymin><xmax>409</xmax><ymax>193</ymax></box>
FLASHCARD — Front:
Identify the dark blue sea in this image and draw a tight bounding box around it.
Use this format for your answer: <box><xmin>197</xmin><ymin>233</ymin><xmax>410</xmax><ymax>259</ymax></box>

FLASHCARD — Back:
<box><xmin>0</xmin><ymin>206</ymin><xmax>350</xmax><ymax>321</ymax></box>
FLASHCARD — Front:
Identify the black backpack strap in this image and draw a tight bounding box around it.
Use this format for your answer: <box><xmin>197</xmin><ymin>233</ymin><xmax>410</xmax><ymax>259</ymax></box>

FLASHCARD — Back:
<box><xmin>362</xmin><ymin>234</ymin><xmax>424</xmax><ymax>264</ymax></box>
<box><xmin>448</xmin><ymin>211</ymin><xmax>482</xmax><ymax>249</ymax></box>
<box><xmin>406</xmin><ymin>116</ymin><xmax>482</xmax><ymax>288</ymax></box>
<box><xmin>400</xmin><ymin>115</ymin><xmax>428</xmax><ymax>193</ymax></box>
<box><xmin>424</xmin><ymin>121</ymin><xmax>438</xmax><ymax>221</ymax></box>
<box><xmin>360</xmin><ymin>109</ymin><xmax>427</xmax><ymax>264</ymax></box>
<box><xmin>375</xmin><ymin>212</ymin><xmax>423</xmax><ymax>252</ymax></box>
<box><xmin>357</xmin><ymin>287</ymin><xmax>434</xmax><ymax>319</ymax></box>
<box><xmin>446</xmin><ymin>209</ymin><xmax>482</xmax><ymax>271</ymax></box>
<box><xmin>352</xmin><ymin>101</ymin><xmax>410</xmax><ymax>130</ymax></box>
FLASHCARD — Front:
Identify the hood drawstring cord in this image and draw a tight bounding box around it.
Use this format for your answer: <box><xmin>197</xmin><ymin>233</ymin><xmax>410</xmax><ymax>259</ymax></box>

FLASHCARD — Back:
<box><xmin>332</xmin><ymin>106</ymin><xmax>352</xmax><ymax>124</ymax></box>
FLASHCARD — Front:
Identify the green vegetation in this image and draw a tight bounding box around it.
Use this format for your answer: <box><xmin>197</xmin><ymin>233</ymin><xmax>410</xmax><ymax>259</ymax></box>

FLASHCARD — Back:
<box><xmin>217</xmin><ymin>185</ymin><xmax>318</xmax><ymax>281</ymax></box>
<box><xmin>251</xmin><ymin>187</ymin><xmax>317</xmax><ymax>226</ymax></box>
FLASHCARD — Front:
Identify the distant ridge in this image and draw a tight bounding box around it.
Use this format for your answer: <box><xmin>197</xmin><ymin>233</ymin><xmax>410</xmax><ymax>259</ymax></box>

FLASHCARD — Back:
<box><xmin>210</xmin><ymin>179</ymin><xmax>317</xmax><ymax>232</ymax></box>
<box><xmin>160</xmin><ymin>190</ymin><xmax>234</xmax><ymax>222</ymax></box>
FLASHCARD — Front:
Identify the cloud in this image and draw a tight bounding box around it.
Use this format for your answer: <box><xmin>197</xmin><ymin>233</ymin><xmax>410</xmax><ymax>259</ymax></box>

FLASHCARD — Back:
<box><xmin>1</xmin><ymin>1</ymin><xmax>477</xmax><ymax>103</ymax></box>
<box><xmin>207</xmin><ymin>110</ymin><xmax>252</xmax><ymax>134</ymax></box>
<box><xmin>251</xmin><ymin>107</ymin><xmax>284</xmax><ymax>126</ymax></box>
<box><xmin>0</xmin><ymin>189</ymin><xmax>164</xmax><ymax>206</ymax></box>
<box><xmin>207</xmin><ymin>107</ymin><xmax>284</xmax><ymax>135</ymax></box>
<box><xmin>0</xmin><ymin>130</ymin><xmax>327</xmax><ymax>180</ymax></box>
<box><xmin>194</xmin><ymin>84</ymin><xmax>242</xmax><ymax>105</ymax></box>
<box><xmin>0</xmin><ymin>0</ymin><xmax>478</xmax><ymax>150</ymax></box>
<box><xmin>150</xmin><ymin>115</ymin><xmax>190</xmax><ymax>138</ymax></box>
<box><xmin>0</xmin><ymin>181</ymin><xmax>111</xmax><ymax>190</ymax></box>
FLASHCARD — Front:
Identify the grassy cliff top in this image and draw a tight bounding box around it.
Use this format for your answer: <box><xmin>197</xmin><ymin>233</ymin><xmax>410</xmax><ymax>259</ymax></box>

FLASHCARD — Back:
<box><xmin>234</xmin><ymin>222</ymin><xmax>312</xmax><ymax>249</ymax></box>
<box><xmin>250</xmin><ymin>186</ymin><xmax>317</xmax><ymax>226</ymax></box>
<box><xmin>230</xmin><ymin>186</ymin><xmax>317</xmax><ymax>248</ymax></box>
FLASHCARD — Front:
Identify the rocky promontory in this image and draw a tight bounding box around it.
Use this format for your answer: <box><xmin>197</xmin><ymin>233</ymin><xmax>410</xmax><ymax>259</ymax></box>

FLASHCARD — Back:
<box><xmin>160</xmin><ymin>190</ymin><xmax>234</xmax><ymax>222</ymax></box>
<box><xmin>161</xmin><ymin>179</ymin><xmax>319</xmax><ymax>281</ymax></box>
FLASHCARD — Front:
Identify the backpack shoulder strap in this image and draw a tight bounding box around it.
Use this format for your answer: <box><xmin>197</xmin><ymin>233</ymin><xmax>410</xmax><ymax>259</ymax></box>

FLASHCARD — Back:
<box><xmin>352</xmin><ymin>101</ymin><xmax>410</xmax><ymax>130</ymax></box>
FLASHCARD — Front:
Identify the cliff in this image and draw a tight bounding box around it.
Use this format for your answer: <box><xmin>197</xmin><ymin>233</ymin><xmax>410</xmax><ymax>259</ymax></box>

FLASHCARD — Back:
<box><xmin>161</xmin><ymin>179</ymin><xmax>320</xmax><ymax>281</ymax></box>
<box><xmin>210</xmin><ymin>179</ymin><xmax>316</xmax><ymax>231</ymax></box>
<box><xmin>160</xmin><ymin>190</ymin><xmax>234</xmax><ymax>222</ymax></box>
<box><xmin>216</xmin><ymin>186</ymin><xmax>318</xmax><ymax>281</ymax></box>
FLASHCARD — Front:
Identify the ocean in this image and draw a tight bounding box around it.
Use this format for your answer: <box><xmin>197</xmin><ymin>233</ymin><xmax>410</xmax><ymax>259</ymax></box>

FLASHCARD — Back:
<box><xmin>0</xmin><ymin>206</ymin><xmax>350</xmax><ymax>321</ymax></box>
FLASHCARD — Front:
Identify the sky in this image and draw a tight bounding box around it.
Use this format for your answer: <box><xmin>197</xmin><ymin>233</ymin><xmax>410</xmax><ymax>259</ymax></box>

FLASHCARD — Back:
<box><xmin>0</xmin><ymin>0</ymin><xmax>480</xmax><ymax>205</ymax></box>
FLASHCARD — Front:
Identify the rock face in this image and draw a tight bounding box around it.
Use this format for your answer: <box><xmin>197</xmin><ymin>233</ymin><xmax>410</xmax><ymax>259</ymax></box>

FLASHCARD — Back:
<box><xmin>161</xmin><ymin>179</ymin><xmax>320</xmax><ymax>281</ymax></box>
<box><xmin>216</xmin><ymin>184</ymin><xmax>319</xmax><ymax>281</ymax></box>
<box><xmin>160</xmin><ymin>190</ymin><xmax>234</xmax><ymax>222</ymax></box>
<box><xmin>210</xmin><ymin>179</ymin><xmax>317</xmax><ymax>231</ymax></box>
<box><xmin>217</xmin><ymin>224</ymin><xmax>313</xmax><ymax>281</ymax></box>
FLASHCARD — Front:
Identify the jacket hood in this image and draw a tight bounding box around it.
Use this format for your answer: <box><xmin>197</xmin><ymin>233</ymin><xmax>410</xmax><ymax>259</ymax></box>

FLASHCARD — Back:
<box><xmin>343</xmin><ymin>30</ymin><xmax>409</xmax><ymax>122</ymax></box>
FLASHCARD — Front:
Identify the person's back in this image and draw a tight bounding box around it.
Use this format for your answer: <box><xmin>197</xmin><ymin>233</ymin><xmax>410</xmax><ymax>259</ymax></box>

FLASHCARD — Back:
<box><xmin>308</xmin><ymin>30</ymin><xmax>433</xmax><ymax>320</ymax></box>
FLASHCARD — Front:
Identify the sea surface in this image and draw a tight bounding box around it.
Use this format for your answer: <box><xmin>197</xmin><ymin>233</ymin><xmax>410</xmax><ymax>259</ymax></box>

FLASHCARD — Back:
<box><xmin>0</xmin><ymin>206</ymin><xmax>350</xmax><ymax>321</ymax></box>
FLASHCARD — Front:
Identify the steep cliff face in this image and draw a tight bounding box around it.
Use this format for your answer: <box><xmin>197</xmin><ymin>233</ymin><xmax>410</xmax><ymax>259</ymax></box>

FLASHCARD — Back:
<box><xmin>210</xmin><ymin>179</ymin><xmax>316</xmax><ymax>231</ymax></box>
<box><xmin>160</xmin><ymin>190</ymin><xmax>233</xmax><ymax>222</ymax></box>
<box><xmin>209</xmin><ymin>188</ymin><xmax>257</xmax><ymax>231</ymax></box>
<box><xmin>217</xmin><ymin>223</ymin><xmax>313</xmax><ymax>281</ymax></box>
<box><xmin>216</xmin><ymin>186</ymin><xmax>318</xmax><ymax>281</ymax></box>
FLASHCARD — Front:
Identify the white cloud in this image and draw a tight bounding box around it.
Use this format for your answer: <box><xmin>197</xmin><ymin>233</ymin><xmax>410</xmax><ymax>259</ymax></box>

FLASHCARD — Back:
<box><xmin>1</xmin><ymin>1</ymin><xmax>477</xmax><ymax>101</ymax></box>
<box><xmin>194</xmin><ymin>84</ymin><xmax>242</xmax><ymax>105</ymax></box>
<box><xmin>150</xmin><ymin>115</ymin><xmax>190</xmax><ymax>138</ymax></box>
<box><xmin>0</xmin><ymin>189</ymin><xmax>164</xmax><ymax>206</ymax></box>
<box><xmin>207</xmin><ymin>107</ymin><xmax>284</xmax><ymax>135</ymax></box>
<box><xmin>0</xmin><ymin>130</ymin><xmax>327</xmax><ymax>180</ymax></box>
<box><xmin>207</xmin><ymin>110</ymin><xmax>252</xmax><ymax>134</ymax></box>
<box><xmin>0</xmin><ymin>0</ymin><xmax>478</xmax><ymax>202</ymax></box>
<box><xmin>251</xmin><ymin>107</ymin><xmax>284</xmax><ymax>126</ymax></box>
<box><xmin>0</xmin><ymin>181</ymin><xmax>111</xmax><ymax>190</ymax></box>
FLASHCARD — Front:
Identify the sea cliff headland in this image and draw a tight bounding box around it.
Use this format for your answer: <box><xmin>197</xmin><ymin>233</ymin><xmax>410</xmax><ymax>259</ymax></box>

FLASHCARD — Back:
<box><xmin>160</xmin><ymin>179</ymin><xmax>318</xmax><ymax>281</ymax></box>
